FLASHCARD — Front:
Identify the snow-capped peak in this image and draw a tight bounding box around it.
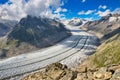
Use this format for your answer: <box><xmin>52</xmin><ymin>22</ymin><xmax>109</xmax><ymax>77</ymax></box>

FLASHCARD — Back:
<box><xmin>68</xmin><ymin>18</ymin><xmax>88</xmax><ymax>26</ymax></box>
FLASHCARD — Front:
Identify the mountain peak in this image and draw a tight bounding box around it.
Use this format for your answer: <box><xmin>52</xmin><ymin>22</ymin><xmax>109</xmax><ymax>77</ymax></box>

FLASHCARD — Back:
<box><xmin>68</xmin><ymin>18</ymin><xmax>88</xmax><ymax>26</ymax></box>
<box><xmin>7</xmin><ymin>16</ymin><xmax>70</xmax><ymax>48</ymax></box>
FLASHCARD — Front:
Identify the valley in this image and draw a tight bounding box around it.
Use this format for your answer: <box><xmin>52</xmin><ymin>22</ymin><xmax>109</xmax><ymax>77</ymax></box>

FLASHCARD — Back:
<box><xmin>0</xmin><ymin>24</ymin><xmax>99</xmax><ymax>79</ymax></box>
<box><xmin>22</xmin><ymin>14</ymin><xmax>120</xmax><ymax>80</ymax></box>
<box><xmin>0</xmin><ymin>3</ymin><xmax>119</xmax><ymax>80</ymax></box>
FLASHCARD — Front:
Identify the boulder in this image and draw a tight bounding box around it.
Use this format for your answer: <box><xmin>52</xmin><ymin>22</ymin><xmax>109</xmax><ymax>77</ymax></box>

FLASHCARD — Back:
<box><xmin>93</xmin><ymin>67</ymin><xmax>112</xmax><ymax>79</ymax></box>
<box><xmin>23</xmin><ymin>63</ymin><xmax>77</xmax><ymax>80</ymax></box>
<box><xmin>111</xmin><ymin>69</ymin><xmax>120</xmax><ymax>80</ymax></box>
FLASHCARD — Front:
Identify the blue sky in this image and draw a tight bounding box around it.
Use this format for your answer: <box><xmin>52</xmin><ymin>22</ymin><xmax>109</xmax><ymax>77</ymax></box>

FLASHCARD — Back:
<box><xmin>0</xmin><ymin>0</ymin><xmax>120</xmax><ymax>20</ymax></box>
<box><xmin>0</xmin><ymin>0</ymin><xmax>8</xmax><ymax>4</ymax></box>
<box><xmin>61</xmin><ymin>0</ymin><xmax>120</xmax><ymax>20</ymax></box>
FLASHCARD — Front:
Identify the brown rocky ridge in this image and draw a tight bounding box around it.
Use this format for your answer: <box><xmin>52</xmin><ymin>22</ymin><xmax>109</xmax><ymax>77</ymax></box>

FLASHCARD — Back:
<box><xmin>22</xmin><ymin>63</ymin><xmax>120</xmax><ymax>80</ymax></box>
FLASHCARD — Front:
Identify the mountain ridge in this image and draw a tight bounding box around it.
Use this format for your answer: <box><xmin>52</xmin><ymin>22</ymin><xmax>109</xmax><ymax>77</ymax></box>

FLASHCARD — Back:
<box><xmin>0</xmin><ymin>15</ymin><xmax>71</xmax><ymax>59</ymax></box>
<box><xmin>81</xmin><ymin>13</ymin><xmax>120</xmax><ymax>38</ymax></box>
<box><xmin>68</xmin><ymin>18</ymin><xmax>88</xmax><ymax>26</ymax></box>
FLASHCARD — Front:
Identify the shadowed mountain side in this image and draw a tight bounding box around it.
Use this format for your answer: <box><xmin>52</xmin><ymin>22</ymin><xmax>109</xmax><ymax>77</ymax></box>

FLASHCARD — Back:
<box><xmin>0</xmin><ymin>16</ymin><xmax>71</xmax><ymax>59</ymax></box>
<box><xmin>102</xmin><ymin>27</ymin><xmax>120</xmax><ymax>41</ymax></box>
<box><xmin>7</xmin><ymin>15</ymin><xmax>71</xmax><ymax>48</ymax></box>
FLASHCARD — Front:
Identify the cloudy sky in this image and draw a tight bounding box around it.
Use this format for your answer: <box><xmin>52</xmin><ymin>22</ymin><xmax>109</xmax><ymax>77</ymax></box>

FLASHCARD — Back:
<box><xmin>0</xmin><ymin>0</ymin><xmax>120</xmax><ymax>20</ymax></box>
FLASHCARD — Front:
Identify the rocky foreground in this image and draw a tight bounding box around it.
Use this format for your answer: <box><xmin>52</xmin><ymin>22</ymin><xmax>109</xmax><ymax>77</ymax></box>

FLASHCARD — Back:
<box><xmin>22</xmin><ymin>63</ymin><xmax>120</xmax><ymax>80</ymax></box>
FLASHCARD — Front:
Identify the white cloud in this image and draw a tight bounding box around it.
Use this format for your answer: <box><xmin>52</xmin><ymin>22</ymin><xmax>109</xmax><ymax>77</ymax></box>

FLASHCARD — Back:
<box><xmin>85</xmin><ymin>10</ymin><xmax>95</xmax><ymax>14</ymax></box>
<box><xmin>81</xmin><ymin>0</ymin><xmax>86</xmax><ymax>3</ymax></box>
<box><xmin>0</xmin><ymin>0</ymin><xmax>65</xmax><ymax>20</ymax></box>
<box><xmin>96</xmin><ymin>9</ymin><xmax>111</xmax><ymax>17</ymax></box>
<box><xmin>0</xmin><ymin>0</ymin><xmax>26</xmax><ymax>20</ymax></box>
<box><xmin>78</xmin><ymin>11</ymin><xmax>85</xmax><ymax>15</ymax></box>
<box><xmin>78</xmin><ymin>10</ymin><xmax>96</xmax><ymax>15</ymax></box>
<box><xmin>84</xmin><ymin>17</ymin><xmax>93</xmax><ymax>21</ymax></box>
<box><xmin>98</xmin><ymin>5</ymin><xmax>107</xmax><ymax>9</ymax></box>
<box><xmin>62</xmin><ymin>8</ymin><xmax>68</xmax><ymax>12</ymax></box>
<box><xmin>54</xmin><ymin>7</ymin><xmax>67</xmax><ymax>13</ymax></box>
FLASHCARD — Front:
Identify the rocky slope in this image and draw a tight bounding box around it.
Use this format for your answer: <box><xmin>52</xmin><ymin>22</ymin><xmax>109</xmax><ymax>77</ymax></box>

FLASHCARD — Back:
<box><xmin>81</xmin><ymin>13</ymin><xmax>120</xmax><ymax>38</ymax></box>
<box><xmin>23</xmin><ymin>63</ymin><xmax>120</xmax><ymax>80</ymax></box>
<box><xmin>0</xmin><ymin>16</ymin><xmax>71</xmax><ymax>59</ymax></box>
<box><xmin>81</xmin><ymin>28</ymin><xmax>120</xmax><ymax>68</ymax></box>
<box><xmin>80</xmin><ymin>13</ymin><xmax>120</xmax><ymax>68</ymax></box>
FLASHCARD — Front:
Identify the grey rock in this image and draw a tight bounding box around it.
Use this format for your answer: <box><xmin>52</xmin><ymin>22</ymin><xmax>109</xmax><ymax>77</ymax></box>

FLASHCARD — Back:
<box><xmin>111</xmin><ymin>69</ymin><xmax>120</xmax><ymax>80</ymax></box>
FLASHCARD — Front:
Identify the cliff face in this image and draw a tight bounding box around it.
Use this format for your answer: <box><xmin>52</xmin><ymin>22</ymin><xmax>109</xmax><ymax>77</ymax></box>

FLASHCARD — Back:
<box><xmin>0</xmin><ymin>16</ymin><xmax>71</xmax><ymax>59</ymax></box>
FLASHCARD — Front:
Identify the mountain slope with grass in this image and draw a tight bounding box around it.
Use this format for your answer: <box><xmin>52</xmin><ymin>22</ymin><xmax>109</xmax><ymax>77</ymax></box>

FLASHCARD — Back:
<box><xmin>80</xmin><ymin>14</ymin><xmax>120</xmax><ymax>67</ymax></box>
<box><xmin>81</xmin><ymin>26</ymin><xmax>120</xmax><ymax>69</ymax></box>
<box><xmin>0</xmin><ymin>16</ymin><xmax>71</xmax><ymax>59</ymax></box>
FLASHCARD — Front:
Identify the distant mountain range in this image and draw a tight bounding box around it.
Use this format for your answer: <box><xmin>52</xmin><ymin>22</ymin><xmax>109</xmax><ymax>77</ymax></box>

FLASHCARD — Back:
<box><xmin>81</xmin><ymin>13</ymin><xmax>120</xmax><ymax>38</ymax></box>
<box><xmin>68</xmin><ymin>18</ymin><xmax>88</xmax><ymax>26</ymax></box>
<box><xmin>0</xmin><ymin>16</ymin><xmax>71</xmax><ymax>59</ymax></box>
